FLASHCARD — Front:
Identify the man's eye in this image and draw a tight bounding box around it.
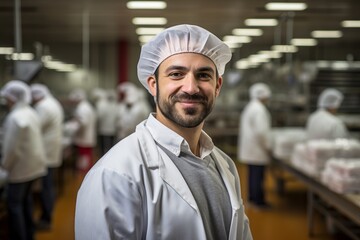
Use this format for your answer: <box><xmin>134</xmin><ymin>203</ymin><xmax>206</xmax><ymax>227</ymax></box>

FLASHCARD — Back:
<box><xmin>198</xmin><ymin>73</ymin><xmax>212</xmax><ymax>79</ymax></box>
<box><xmin>169</xmin><ymin>72</ymin><xmax>183</xmax><ymax>78</ymax></box>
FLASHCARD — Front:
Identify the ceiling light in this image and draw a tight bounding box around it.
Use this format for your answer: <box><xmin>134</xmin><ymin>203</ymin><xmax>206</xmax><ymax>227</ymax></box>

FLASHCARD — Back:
<box><xmin>290</xmin><ymin>38</ymin><xmax>318</xmax><ymax>46</ymax></box>
<box><xmin>136</xmin><ymin>27</ymin><xmax>165</xmax><ymax>35</ymax></box>
<box><xmin>127</xmin><ymin>1</ymin><xmax>167</xmax><ymax>9</ymax></box>
<box><xmin>271</xmin><ymin>45</ymin><xmax>298</xmax><ymax>53</ymax></box>
<box><xmin>224</xmin><ymin>42</ymin><xmax>242</xmax><ymax>49</ymax></box>
<box><xmin>258</xmin><ymin>50</ymin><xmax>282</xmax><ymax>58</ymax></box>
<box><xmin>341</xmin><ymin>20</ymin><xmax>360</xmax><ymax>28</ymax></box>
<box><xmin>265</xmin><ymin>2</ymin><xmax>307</xmax><ymax>11</ymax></box>
<box><xmin>223</xmin><ymin>35</ymin><xmax>252</xmax><ymax>43</ymax></box>
<box><xmin>138</xmin><ymin>35</ymin><xmax>156</xmax><ymax>43</ymax></box>
<box><xmin>0</xmin><ymin>47</ymin><xmax>14</xmax><ymax>54</ymax></box>
<box><xmin>8</xmin><ymin>53</ymin><xmax>34</xmax><ymax>60</ymax></box>
<box><xmin>232</xmin><ymin>28</ymin><xmax>263</xmax><ymax>36</ymax></box>
<box><xmin>235</xmin><ymin>60</ymin><xmax>251</xmax><ymax>69</ymax></box>
<box><xmin>245</xmin><ymin>18</ymin><xmax>278</xmax><ymax>26</ymax></box>
<box><xmin>311</xmin><ymin>30</ymin><xmax>343</xmax><ymax>38</ymax></box>
<box><xmin>132</xmin><ymin>17</ymin><xmax>167</xmax><ymax>25</ymax></box>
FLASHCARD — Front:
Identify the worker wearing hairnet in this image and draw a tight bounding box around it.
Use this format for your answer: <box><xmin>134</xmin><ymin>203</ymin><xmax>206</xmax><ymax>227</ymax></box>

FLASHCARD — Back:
<box><xmin>238</xmin><ymin>83</ymin><xmax>272</xmax><ymax>209</ymax></box>
<box><xmin>93</xmin><ymin>88</ymin><xmax>118</xmax><ymax>156</ymax></box>
<box><xmin>116</xmin><ymin>82</ymin><xmax>151</xmax><ymax>140</ymax></box>
<box><xmin>306</xmin><ymin>88</ymin><xmax>348</xmax><ymax>140</ymax></box>
<box><xmin>30</xmin><ymin>83</ymin><xmax>64</xmax><ymax>230</ymax></box>
<box><xmin>0</xmin><ymin>80</ymin><xmax>47</xmax><ymax>240</ymax></box>
<box><xmin>95</xmin><ymin>89</ymin><xmax>119</xmax><ymax>155</ymax></box>
<box><xmin>75</xmin><ymin>24</ymin><xmax>252</xmax><ymax>240</ymax></box>
<box><xmin>66</xmin><ymin>89</ymin><xmax>96</xmax><ymax>173</ymax></box>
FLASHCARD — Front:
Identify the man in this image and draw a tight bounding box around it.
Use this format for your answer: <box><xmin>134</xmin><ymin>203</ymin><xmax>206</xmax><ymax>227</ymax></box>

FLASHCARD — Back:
<box><xmin>306</xmin><ymin>88</ymin><xmax>348</xmax><ymax>140</ymax></box>
<box><xmin>75</xmin><ymin>24</ymin><xmax>252</xmax><ymax>240</ymax></box>
<box><xmin>238</xmin><ymin>83</ymin><xmax>272</xmax><ymax>209</ymax></box>
<box><xmin>92</xmin><ymin>88</ymin><xmax>118</xmax><ymax>156</ymax></box>
<box><xmin>30</xmin><ymin>83</ymin><xmax>64</xmax><ymax>230</ymax></box>
<box><xmin>305</xmin><ymin>88</ymin><xmax>348</xmax><ymax>234</ymax></box>
<box><xmin>0</xmin><ymin>80</ymin><xmax>47</xmax><ymax>240</ymax></box>
<box><xmin>116</xmin><ymin>82</ymin><xmax>151</xmax><ymax>140</ymax></box>
<box><xmin>67</xmin><ymin>89</ymin><xmax>97</xmax><ymax>173</ymax></box>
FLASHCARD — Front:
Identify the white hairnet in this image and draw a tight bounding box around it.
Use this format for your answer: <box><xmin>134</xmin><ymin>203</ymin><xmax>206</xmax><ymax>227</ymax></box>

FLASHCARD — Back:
<box><xmin>250</xmin><ymin>83</ymin><xmax>271</xmax><ymax>100</ymax></box>
<box><xmin>31</xmin><ymin>83</ymin><xmax>50</xmax><ymax>101</ymax></box>
<box><xmin>137</xmin><ymin>24</ymin><xmax>232</xmax><ymax>92</ymax></box>
<box><xmin>1</xmin><ymin>80</ymin><xmax>31</xmax><ymax>104</ymax></box>
<box><xmin>318</xmin><ymin>88</ymin><xmax>343</xmax><ymax>109</ymax></box>
<box><xmin>69</xmin><ymin>89</ymin><xmax>86</xmax><ymax>102</ymax></box>
<box><xmin>118</xmin><ymin>82</ymin><xmax>141</xmax><ymax>104</ymax></box>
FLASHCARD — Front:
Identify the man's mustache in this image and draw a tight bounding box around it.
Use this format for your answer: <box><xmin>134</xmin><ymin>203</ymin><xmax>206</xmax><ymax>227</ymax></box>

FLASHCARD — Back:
<box><xmin>172</xmin><ymin>93</ymin><xmax>207</xmax><ymax>103</ymax></box>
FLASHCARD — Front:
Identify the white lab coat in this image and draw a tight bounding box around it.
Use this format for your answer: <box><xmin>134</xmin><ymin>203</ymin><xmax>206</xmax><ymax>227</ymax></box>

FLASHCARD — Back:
<box><xmin>1</xmin><ymin>102</ymin><xmax>47</xmax><ymax>183</ymax></box>
<box><xmin>117</xmin><ymin>101</ymin><xmax>151</xmax><ymax>140</ymax></box>
<box><xmin>306</xmin><ymin>109</ymin><xmax>348</xmax><ymax>140</ymax></box>
<box><xmin>33</xmin><ymin>96</ymin><xmax>64</xmax><ymax>167</ymax></box>
<box><xmin>73</xmin><ymin>100</ymin><xmax>97</xmax><ymax>147</ymax></box>
<box><xmin>238</xmin><ymin>99</ymin><xmax>271</xmax><ymax>165</ymax></box>
<box><xmin>96</xmin><ymin>97</ymin><xmax>118</xmax><ymax>136</ymax></box>
<box><xmin>75</xmin><ymin>118</ymin><xmax>252</xmax><ymax>240</ymax></box>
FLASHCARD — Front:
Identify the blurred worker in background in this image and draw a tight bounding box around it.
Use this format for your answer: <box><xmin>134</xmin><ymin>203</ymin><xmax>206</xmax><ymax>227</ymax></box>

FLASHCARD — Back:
<box><xmin>116</xmin><ymin>82</ymin><xmax>151</xmax><ymax>140</ymax></box>
<box><xmin>66</xmin><ymin>89</ymin><xmax>96</xmax><ymax>173</ymax></box>
<box><xmin>305</xmin><ymin>88</ymin><xmax>348</xmax><ymax>234</ymax></box>
<box><xmin>75</xmin><ymin>24</ymin><xmax>252</xmax><ymax>240</ymax></box>
<box><xmin>0</xmin><ymin>80</ymin><xmax>47</xmax><ymax>240</ymax></box>
<box><xmin>238</xmin><ymin>83</ymin><xmax>272</xmax><ymax>209</ymax></box>
<box><xmin>306</xmin><ymin>88</ymin><xmax>348</xmax><ymax>140</ymax></box>
<box><xmin>96</xmin><ymin>89</ymin><xmax>119</xmax><ymax>156</ymax></box>
<box><xmin>30</xmin><ymin>83</ymin><xmax>64</xmax><ymax>231</ymax></box>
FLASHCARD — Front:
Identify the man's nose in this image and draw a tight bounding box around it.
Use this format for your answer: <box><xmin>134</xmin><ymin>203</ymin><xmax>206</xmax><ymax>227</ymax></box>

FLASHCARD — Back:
<box><xmin>182</xmin><ymin>74</ymin><xmax>199</xmax><ymax>94</ymax></box>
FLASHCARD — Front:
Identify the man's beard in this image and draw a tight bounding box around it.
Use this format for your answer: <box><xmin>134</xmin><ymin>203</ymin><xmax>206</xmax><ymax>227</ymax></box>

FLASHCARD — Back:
<box><xmin>156</xmin><ymin>89</ymin><xmax>214</xmax><ymax>128</ymax></box>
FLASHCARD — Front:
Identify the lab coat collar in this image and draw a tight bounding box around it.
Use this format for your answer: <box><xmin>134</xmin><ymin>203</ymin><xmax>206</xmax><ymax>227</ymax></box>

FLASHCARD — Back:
<box><xmin>145</xmin><ymin>113</ymin><xmax>214</xmax><ymax>159</ymax></box>
<box><xmin>136</xmin><ymin>115</ymin><xmax>240</xmax><ymax>213</ymax></box>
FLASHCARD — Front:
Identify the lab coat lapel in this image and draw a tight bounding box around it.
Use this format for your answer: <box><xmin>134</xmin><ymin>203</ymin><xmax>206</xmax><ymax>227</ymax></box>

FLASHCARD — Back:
<box><xmin>136</xmin><ymin>123</ymin><xmax>200</xmax><ymax>212</ymax></box>
<box><xmin>212</xmin><ymin>149</ymin><xmax>240</xmax><ymax>210</ymax></box>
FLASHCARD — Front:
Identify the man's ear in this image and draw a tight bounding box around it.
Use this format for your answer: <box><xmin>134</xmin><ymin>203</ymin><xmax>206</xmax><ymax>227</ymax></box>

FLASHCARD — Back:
<box><xmin>215</xmin><ymin>76</ymin><xmax>223</xmax><ymax>97</ymax></box>
<box><xmin>147</xmin><ymin>75</ymin><xmax>157</xmax><ymax>97</ymax></box>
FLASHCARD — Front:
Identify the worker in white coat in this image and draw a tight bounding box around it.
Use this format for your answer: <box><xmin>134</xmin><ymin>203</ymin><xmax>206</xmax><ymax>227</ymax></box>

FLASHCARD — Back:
<box><xmin>0</xmin><ymin>80</ymin><xmax>47</xmax><ymax>240</ymax></box>
<box><xmin>67</xmin><ymin>89</ymin><xmax>96</xmax><ymax>173</ymax></box>
<box><xmin>30</xmin><ymin>83</ymin><xmax>64</xmax><ymax>230</ymax></box>
<box><xmin>91</xmin><ymin>88</ymin><xmax>118</xmax><ymax>156</ymax></box>
<box><xmin>75</xmin><ymin>24</ymin><xmax>252</xmax><ymax>240</ymax></box>
<box><xmin>116</xmin><ymin>82</ymin><xmax>151</xmax><ymax>140</ymax></box>
<box><xmin>306</xmin><ymin>88</ymin><xmax>348</xmax><ymax>140</ymax></box>
<box><xmin>238</xmin><ymin>83</ymin><xmax>272</xmax><ymax>209</ymax></box>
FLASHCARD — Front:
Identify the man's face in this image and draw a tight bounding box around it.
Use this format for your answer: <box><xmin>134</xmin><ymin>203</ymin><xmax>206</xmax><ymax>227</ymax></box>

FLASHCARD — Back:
<box><xmin>147</xmin><ymin>53</ymin><xmax>222</xmax><ymax>128</ymax></box>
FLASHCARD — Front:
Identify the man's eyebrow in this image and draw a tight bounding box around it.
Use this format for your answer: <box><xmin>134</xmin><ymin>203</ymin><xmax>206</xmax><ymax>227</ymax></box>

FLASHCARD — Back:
<box><xmin>197</xmin><ymin>66</ymin><xmax>215</xmax><ymax>74</ymax></box>
<box><xmin>165</xmin><ymin>65</ymin><xmax>188</xmax><ymax>72</ymax></box>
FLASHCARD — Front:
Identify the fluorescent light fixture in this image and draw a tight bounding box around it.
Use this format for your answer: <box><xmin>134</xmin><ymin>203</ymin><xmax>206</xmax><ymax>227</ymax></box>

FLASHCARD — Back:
<box><xmin>290</xmin><ymin>38</ymin><xmax>318</xmax><ymax>46</ymax></box>
<box><xmin>8</xmin><ymin>53</ymin><xmax>34</xmax><ymax>60</ymax></box>
<box><xmin>265</xmin><ymin>2</ymin><xmax>307</xmax><ymax>11</ymax></box>
<box><xmin>341</xmin><ymin>20</ymin><xmax>360</xmax><ymax>28</ymax></box>
<box><xmin>245</xmin><ymin>18</ymin><xmax>278</xmax><ymax>26</ymax></box>
<box><xmin>258</xmin><ymin>50</ymin><xmax>282</xmax><ymax>58</ymax></box>
<box><xmin>138</xmin><ymin>35</ymin><xmax>156</xmax><ymax>43</ymax></box>
<box><xmin>235</xmin><ymin>60</ymin><xmax>251</xmax><ymax>69</ymax></box>
<box><xmin>136</xmin><ymin>27</ymin><xmax>165</xmax><ymax>35</ymax></box>
<box><xmin>232</xmin><ymin>28</ymin><xmax>263</xmax><ymax>36</ymax></box>
<box><xmin>127</xmin><ymin>1</ymin><xmax>167</xmax><ymax>9</ymax></box>
<box><xmin>224</xmin><ymin>42</ymin><xmax>242</xmax><ymax>49</ymax></box>
<box><xmin>271</xmin><ymin>45</ymin><xmax>298</xmax><ymax>53</ymax></box>
<box><xmin>249</xmin><ymin>54</ymin><xmax>270</xmax><ymax>63</ymax></box>
<box><xmin>223</xmin><ymin>35</ymin><xmax>252</xmax><ymax>43</ymax></box>
<box><xmin>0</xmin><ymin>47</ymin><xmax>14</xmax><ymax>54</ymax></box>
<box><xmin>132</xmin><ymin>17</ymin><xmax>167</xmax><ymax>25</ymax></box>
<box><xmin>311</xmin><ymin>30</ymin><xmax>343</xmax><ymax>38</ymax></box>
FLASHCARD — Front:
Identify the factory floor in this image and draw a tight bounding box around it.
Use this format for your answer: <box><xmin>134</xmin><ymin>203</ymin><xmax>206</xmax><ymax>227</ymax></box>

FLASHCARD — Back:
<box><xmin>35</xmin><ymin>161</ymin><xmax>350</xmax><ymax>240</ymax></box>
